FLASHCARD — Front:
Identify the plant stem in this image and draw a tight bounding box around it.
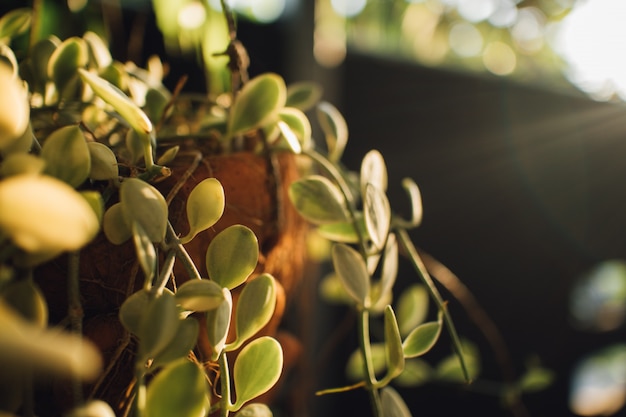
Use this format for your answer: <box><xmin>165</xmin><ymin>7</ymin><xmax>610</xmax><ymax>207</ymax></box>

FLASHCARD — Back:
<box><xmin>150</xmin><ymin>248</ymin><xmax>176</xmax><ymax>297</ymax></box>
<box><xmin>166</xmin><ymin>221</ymin><xmax>202</xmax><ymax>280</ymax></box>
<box><xmin>358</xmin><ymin>309</ymin><xmax>383</xmax><ymax>417</ymax></box>
<box><xmin>218</xmin><ymin>351</ymin><xmax>232</xmax><ymax>417</ymax></box>
<box><xmin>395</xmin><ymin>228</ymin><xmax>471</xmax><ymax>382</ymax></box>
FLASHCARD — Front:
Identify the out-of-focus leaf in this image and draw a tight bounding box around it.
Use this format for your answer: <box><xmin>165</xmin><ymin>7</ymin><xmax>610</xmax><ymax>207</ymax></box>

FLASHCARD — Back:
<box><xmin>137</xmin><ymin>291</ymin><xmax>180</xmax><ymax>360</ymax></box>
<box><xmin>346</xmin><ymin>343</ymin><xmax>386</xmax><ymax>381</ymax></box>
<box><xmin>332</xmin><ymin>243</ymin><xmax>371</xmax><ymax>308</ymax></box>
<box><xmin>120</xmin><ymin>178</ymin><xmax>168</xmax><ymax>243</ymax></box>
<box><xmin>0</xmin><ymin>278</ymin><xmax>48</xmax><ymax>328</ymax></box>
<box><xmin>371</xmin><ymin>234</ymin><xmax>398</xmax><ymax>312</ymax></box>
<box><xmin>0</xmin><ymin>153</ymin><xmax>45</xmax><ymax>177</ymax></box>
<box><xmin>316</xmin><ymin>101</ymin><xmax>347</xmax><ymax>163</ymax></box>
<box><xmin>363</xmin><ymin>183</ymin><xmax>391</xmax><ymax>252</ymax></box>
<box><xmin>360</xmin><ymin>150</ymin><xmax>388</xmax><ymax>193</ymax></box>
<box><xmin>88</xmin><ymin>141</ymin><xmax>118</xmax><ymax>180</ymax></box>
<box><xmin>277</xmin><ymin>107</ymin><xmax>311</xmax><ymax>151</ymax></box>
<box><xmin>232</xmin><ymin>336</ymin><xmax>283</xmax><ymax>411</ymax></box>
<box><xmin>0</xmin><ymin>8</ymin><xmax>31</xmax><ymax>40</ymax></box>
<box><xmin>156</xmin><ymin>145</ymin><xmax>179</xmax><ymax>166</ymax></box>
<box><xmin>381</xmin><ymin>387</ymin><xmax>413</xmax><ymax>417</ymax></box>
<box><xmin>67</xmin><ymin>400</ymin><xmax>116</xmax><ymax>417</ymax></box>
<box><xmin>0</xmin><ymin>175</ymin><xmax>99</xmax><ymax>254</ymax></box>
<box><xmin>152</xmin><ymin>318</ymin><xmax>199</xmax><ymax>368</ymax></box>
<box><xmin>103</xmin><ymin>202</ymin><xmax>132</xmax><ymax>245</ymax></box>
<box><xmin>144</xmin><ymin>359</ymin><xmax>209</xmax><ymax>417</ymax></box>
<box><xmin>435</xmin><ymin>339</ymin><xmax>480</xmax><ymax>382</ymax></box>
<box><xmin>228</xmin><ymin>274</ymin><xmax>276</xmax><ymax>351</ymax></box>
<box><xmin>289</xmin><ymin>176</ymin><xmax>348</xmax><ymax>225</ymax></box>
<box><xmin>119</xmin><ymin>289</ymin><xmax>150</xmax><ymax>335</ymax></box>
<box><xmin>132</xmin><ymin>221</ymin><xmax>156</xmax><ymax>286</ymax></box>
<box><xmin>396</xmin><ymin>284</ymin><xmax>429</xmax><ymax>337</ymax></box>
<box><xmin>286</xmin><ymin>81</ymin><xmax>322</xmax><ymax>111</ymax></box>
<box><xmin>233</xmin><ymin>403</ymin><xmax>273</xmax><ymax>417</ymax></box>
<box><xmin>0</xmin><ymin>64</ymin><xmax>29</xmax><ymax>151</ymax></box>
<box><xmin>48</xmin><ymin>37</ymin><xmax>88</xmax><ymax>98</ymax></box>
<box><xmin>394</xmin><ymin>358</ymin><xmax>433</xmax><ymax>387</ymax></box>
<box><xmin>180</xmin><ymin>178</ymin><xmax>225</xmax><ymax>244</ymax></box>
<box><xmin>228</xmin><ymin>73</ymin><xmax>286</xmax><ymax>136</ymax></box>
<box><xmin>83</xmin><ymin>31</ymin><xmax>112</xmax><ymax>69</ymax></box>
<box><xmin>41</xmin><ymin>125</ymin><xmax>91</xmax><ymax>188</ymax></box>
<box><xmin>205</xmin><ymin>225</ymin><xmax>258</xmax><ymax>290</ymax></box>
<box><xmin>175</xmin><ymin>279</ymin><xmax>224</xmax><ymax>312</ymax></box>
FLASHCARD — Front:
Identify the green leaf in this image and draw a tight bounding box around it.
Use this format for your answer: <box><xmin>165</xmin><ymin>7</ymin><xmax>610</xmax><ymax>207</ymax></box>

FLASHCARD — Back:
<box><xmin>228</xmin><ymin>73</ymin><xmax>286</xmax><ymax>136</ymax></box>
<box><xmin>229</xmin><ymin>274</ymin><xmax>277</xmax><ymax>351</ymax></box>
<box><xmin>0</xmin><ymin>278</ymin><xmax>48</xmax><ymax>328</ymax></box>
<box><xmin>144</xmin><ymin>87</ymin><xmax>172</xmax><ymax>124</ymax></box>
<box><xmin>316</xmin><ymin>101</ymin><xmax>347</xmax><ymax>163</ymax></box>
<box><xmin>332</xmin><ymin>243</ymin><xmax>371</xmax><ymax>308</ymax></box>
<box><xmin>132</xmin><ymin>221</ymin><xmax>157</xmax><ymax>286</ymax></box>
<box><xmin>400</xmin><ymin>178</ymin><xmax>423</xmax><ymax>228</ymax></box>
<box><xmin>175</xmin><ymin>279</ymin><xmax>225</xmax><ymax>312</ymax></box>
<box><xmin>83</xmin><ymin>31</ymin><xmax>112</xmax><ymax>69</ymax></box>
<box><xmin>0</xmin><ymin>153</ymin><xmax>45</xmax><ymax>177</ymax></box>
<box><xmin>0</xmin><ymin>8</ymin><xmax>31</xmax><ymax>40</ymax></box>
<box><xmin>518</xmin><ymin>366</ymin><xmax>555</xmax><ymax>393</ymax></box>
<box><xmin>289</xmin><ymin>176</ymin><xmax>348</xmax><ymax>225</ymax></box>
<box><xmin>180</xmin><ymin>178</ymin><xmax>225</xmax><ymax>244</ymax></box>
<box><xmin>232</xmin><ymin>336</ymin><xmax>283</xmax><ymax>411</ymax></box>
<box><xmin>360</xmin><ymin>150</ymin><xmax>388</xmax><ymax>193</ymax></box>
<box><xmin>80</xmin><ymin>190</ymin><xmax>104</xmax><ymax>224</ymax></box>
<box><xmin>79</xmin><ymin>68</ymin><xmax>152</xmax><ymax>134</ymax></box>
<box><xmin>156</xmin><ymin>145</ymin><xmax>179</xmax><ymax>166</ymax></box>
<box><xmin>119</xmin><ymin>289</ymin><xmax>150</xmax><ymax>335</ymax></box>
<box><xmin>276</xmin><ymin>121</ymin><xmax>302</xmax><ymax>154</ymax></box>
<box><xmin>144</xmin><ymin>359</ymin><xmax>209</xmax><ymax>417</ymax></box>
<box><xmin>120</xmin><ymin>178</ymin><xmax>168</xmax><ymax>243</ymax></box>
<box><xmin>28</xmin><ymin>37</ymin><xmax>60</xmax><ymax>96</ymax></box>
<box><xmin>206</xmin><ymin>225</ymin><xmax>259</xmax><ymax>290</ymax></box>
<box><xmin>379</xmin><ymin>306</ymin><xmax>405</xmax><ymax>387</ymax></box>
<box><xmin>102</xmin><ymin>202</ymin><xmax>132</xmax><ymax>244</ymax></box>
<box><xmin>0</xmin><ymin>175</ymin><xmax>99</xmax><ymax>254</ymax></box>
<box><xmin>346</xmin><ymin>343</ymin><xmax>386</xmax><ymax>381</ymax></box>
<box><xmin>363</xmin><ymin>183</ymin><xmax>391</xmax><ymax>252</ymax></box>
<box><xmin>48</xmin><ymin>37</ymin><xmax>89</xmax><ymax>98</ymax></box>
<box><xmin>277</xmin><ymin>107</ymin><xmax>311</xmax><ymax>151</ymax></box>
<box><xmin>233</xmin><ymin>403</ymin><xmax>273</xmax><ymax>417</ymax></box>
<box><xmin>394</xmin><ymin>358</ymin><xmax>433</xmax><ymax>387</ymax></box>
<box><xmin>41</xmin><ymin>125</ymin><xmax>91</xmax><ymax>188</ymax></box>
<box><xmin>0</xmin><ymin>64</ymin><xmax>29</xmax><ymax>151</ymax></box>
<box><xmin>205</xmin><ymin>288</ymin><xmax>232</xmax><ymax>360</ymax></box>
<box><xmin>435</xmin><ymin>339</ymin><xmax>480</xmax><ymax>382</ymax></box>
<box><xmin>88</xmin><ymin>141</ymin><xmax>118</xmax><ymax>180</ymax></box>
<box><xmin>137</xmin><ymin>291</ymin><xmax>180</xmax><ymax>360</ymax></box>
<box><xmin>381</xmin><ymin>387</ymin><xmax>413</xmax><ymax>417</ymax></box>
<box><xmin>286</xmin><ymin>81</ymin><xmax>322</xmax><ymax>111</ymax></box>
<box><xmin>317</xmin><ymin>218</ymin><xmax>365</xmax><ymax>243</ymax></box>
<box><xmin>372</xmin><ymin>234</ymin><xmax>398</xmax><ymax>311</ymax></box>
<box><xmin>396</xmin><ymin>285</ymin><xmax>428</xmax><ymax>337</ymax></box>
<box><xmin>402</xmin><ymin>321</ymin><xmax>442</xmax><ymax>358</ymax></box>
<box><xmin>152</xmin><ymin>318</ymin><xmax>199</xmax><ymax>368</ymax></box>
<box><xmin>319</xmin><ymin>273</ymin><xmax>353</xmax><ymax>305</ymax></box>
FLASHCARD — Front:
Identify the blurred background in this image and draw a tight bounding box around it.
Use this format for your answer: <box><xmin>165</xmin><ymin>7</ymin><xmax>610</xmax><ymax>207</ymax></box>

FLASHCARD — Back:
<box><xmin>3</xmin><ymin>1</ymin><xmax>626</xmax><ymax>416</ymax></box>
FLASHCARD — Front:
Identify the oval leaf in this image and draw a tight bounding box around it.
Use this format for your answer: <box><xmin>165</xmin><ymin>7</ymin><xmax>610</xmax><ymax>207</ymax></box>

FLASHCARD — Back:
<box><xmin>0</xmin><ymin>175</ymin><xmax>99</xmax><ymax>254</ymax></box>
<box><xmin>372</xmin><ymin>234</ymin><xmax>398</xmax><ymax>311</ymax></box>
<box><xmin>0</xmin><ymin>61</ymin><xmax>29</xmax><ymax>151</ymax></box>
<box><xmin>102</xmin><ymin>202</ymin><xmax>132</xmax><ymax>244</ymax></box>
<box><xmin>396</xmin><ymin>285</ymin><xmax>428</xmax><ymax>337</ymax></box>
<box><xmin>332</xmin><ymin>243</ymin><xmax>371</xmax><ymax>308</ymax></box>
<box><xmin>228</xmin><ymin>73</ymin><xmax>286</xmax><ymax>136</ymax></box>
<box><xmin>277</xmin><ymin>107</ymin><xmax>311</xmax><ymax>150</ymax></box>
<box><xmin>229</xmin><ymin>274</ymin><xmax>277</xmax><ymax>351</ymax></box>
<box><xmin>205</xmin><ymin>288</ymin><xmax>232</xmax><ymax>360</ymax></box>
<box><xmin>363</xmin><ymin>183</ymin><xmax>391</xmax><ymax>252</ymax></box>
<box><xmin>380</xmin><ymin>306</ymin><xmax>405</xmax><ymax>386</ymax></box>
<box><xmin>381</xmin><ymin>387</ymin><xmax>413</xmax><ymax>417</ymax></box>
<box><xmin>0</xmin><ymin>153</ymin><xmax>45</xmax><ymax>177</ymax></box>
<box><xmin>401</xmin><ymin>177</ymin><xmax>423</xmax><ymax>228</ymax></box>
<box><xmin>119</xmin><ymin>289</ymin><xmax>150</xmax><ymax>335</ymax></box>
<box><xmin>233</xmin><ymin>403</ymin><xmax>273</xmax><ymax>417</ymax></box>
<box><xmin>402</xmin><ymin>321</ymin><xmax>442</xmax><ymax>358</ymax></box>
<box><xmin>120</xmin><ymin>178</ymin><xmax>168</xmax><ymax>243</ymax></box>
<box><xmin>41</xmin><ymin>125</ymin><xmax>91</xmax><ymax>188</ymax></box>
<box><xmin>180</xmin><ymin>178</ymin><xmax>225</xmax><ymax>244</ymax></box>
<box><xmin>48</xmin><ymin>37</ymin><xmax>88</xmax><ymax>98</ymax></box>
<box><xmin>316</xmin><ymin>101</ymin><xmax>348</xmax><ymax>163</ymax></box>
<box><xmin>360</xmin><ymin>150</ymin><xmax>388</xmax><ymax>194</ymax></box>
<box><xmin>0</xmin><ymin>8</ymin><xmax>31</xmax><ymax>40</ymax></box>
<box><xmin>289</xmin><ymin>176</ymin><xmax>348</xmax><ymax>225</ymax></box>
<box><xmin>175</xmin><ymin>279</ymin><xmax>225</xmax><ymax>312</ymax></box>
<box><xmin>152</xmin><ymin>318</ymin><xmax>199</xmax><ymax>368</ymax></box>
<box><xmin>346</xmin><ymin>343</ymin><xmax>386</xmax><ymax>381</ymax></box>
<box><xmin>286</xmin><ymin>81</ymin><xmax>322</xmax><ymax>111</ymax></box>
<box><xmin>88</xmin><ymin>141</ymin><xmax>118</xmax><ymax>180</ymax></box>
<box><xmin>137</xmin><ymin>291</ymin><xmax>180</xmax><ymax>360</ymax></box>
<box><xmin>145</xmin><ymin>359</ymin><xmax>209</xmax><ymax>417</ymax></box>
<box><xmin>206</xmin><ymin>225</ymin><xmax>259</xmax><ymax>290</ymax></box>
<box><xmin>79</xmin><ymin>68</ymin><xmax>152</xmax><ymax>134</ymax></box>
<box><xmin>232</xmin><ymin>336</ymin><xmax>283</xmax><ymax>411</ymax></box>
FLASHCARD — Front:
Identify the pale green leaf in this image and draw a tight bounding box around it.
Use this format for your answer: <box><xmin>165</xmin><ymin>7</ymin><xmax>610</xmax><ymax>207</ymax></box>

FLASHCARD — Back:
<box><xmin>372</xmin><ymin>234</ymin><xmax>398</xmax><ymax>311</ymax></box>
<box><xmin>156</xmin><ymin>145</ymin><xmax>179</xmax><ymax>166</ymax></box>
<box><xmin>394</xmin><ymin>358</ymin><xmax>433</xmax><ymax>387</ymax></box>
<box><xmin>0</xmin><ymin>64</ymin><xmax>29</xmax><ymax>151</ymax></box>
<box><xmin>396</xmin><ymin>285</ymin><xmax>428</xmax><ymax>337</ymax></box>
<box><xmin>80</xmin><ymin>190</ymin><xmax>104</xmax><ymax>224</ymax></box>
<box><xmin>79</xmin><ymin>68</ymin><xmax>152</xmax><ymax>134</ymax></box>
<box><xmin>232</xmin><ymin>336</ymin><xmax>283</xmax><ymax>411</ymax></box>
<box><xmin>381</xmin><ymin>387</ymin><xmax>413</xmax><ymax>417</ymax></box>
<box><xmin>137</xmin><ymin>291</ymin><xmax>180</xmax><ymax>360</ymax></box>
<box><xmin>435</xmin><ymin>339</ymin><xmax>481</xmax><ymax>382</ymax></box>
<box><xmin>0</xmin><ymin>8</ymin><xmax>31</xmax><ymax>40</ymax></box>
<box><xmin>228</xmin><ymin>73</ymin><xmax>286</xmax><ymax>136</ymax></box>
<box><xmin>277</xmin><ymin>107</ymin><xmax>311</xmax><ymax>150</ymax></box>
<box><xmin>319</xmin><ymin>273</ymin><xmax>353</xmax><ymax>305</ymax></box>
<box><xmin>402</xmin><ymin>321</ymin><xmax>442</xmax><ymax>358</ymax></box>
<box><xmin>144</xmin><ymin>359</ymin><xmax>209</xmax><ymax>417</ymax></box>
<box><xmin>41</xmin><ymin>125</ymin><xmax>91</xmax><ymax>188</ymax></box>
<box><xmin>346</xmin><ymin>343</ymin><xmax>386</xmax><ymax>381</ymax></box>
<box><xmin>205</xmin><ymin>288</ymin><xmax>232</xmax><ymax>360</ymax></box>
<box><xmin>332</xmin><ymin>243</ymin><xmax>371</xmax><ymax>308</ymax></box>
<box><xmin>119</xmin><ymin>289</ymin><xmax>150</xmax><ymax>335</ymax></box>
<box><xmin>316</xmin><ymin>101</ymin><xmax>347</xmax><ymax>163</ymax></box>
<box><xmin>48</xmin><ymin>37</ymin><xmax>89</xmax><ymax>98</ymax></box>
<box><xmin>180</xmin><ymin>178</ymin><xmax>225</xmax><ymax>244</ymax></box>
<box><xmin>289</xmin><ymin>176</ymin><xmax>348</xmax><ymax>225</ymax></box>
<box><xmin>518</xmin><ymin>367</ymin><xmax>555</xmax><ymax>393</ymax></box>
<box><xmin>83</xmin><ymin>31</ymin><xmax>112</xmax><ymax>69</ymax></box>
<box><xmin>205</xmin><ymin>225</ymin><xmax>258</xmax><ymax>290</ymax></box>
<box><xmin>88</xmin><ymin>142</ymin><xmax>118</xmax><ymax>180</ymax></box>
<box><xmin>0</xmin><ymin>175</ymin><xmax>99</xmax><ymax>254</ymax></box>
<box><xmin>234</xmin><ymin>403</ymin><xmax>273</xmax><ymax>417</ymax></box>
<box><xmin>175</xmin><ymin>279</ymin><xmax>225</xmax><ymax>312</ymax></box>
<box><xmin>132</xmin><ymin>221</ymin><xmax>157</xmax><ymax>285</ymax></box>
<box><xmin>360</xmin><ymin>150</ymin><xmax>388</xmax><ymax>193</ymax></box>
<box><xmin>229</xmin><ymin>274</ymin><xmax>276</xmax><ymax>351</ymax></box>
<box><xmin>152</xmin><ymin>318</ymin><xmax>199</xmax><ymax>368</ymax></box>
<box><xmin>317</xmin><ymin>218</ymin><xmax>364</xmax><ymax>243</ymax></box>
<box><xmin>102</xmin><ymin>202</ymin><xmax>132</xmax><ymax>244</ymax></box>
<box><xmin>0</xmin><ymin>153</ymin><xmax>45</xmax><ymax>177</ymax></box>
<box><xmin>120</xmin><ymin>178</ymin><xmax>168</xmax><ymax>243</ymax></box>
<box><xmin>396</xmin><ymin>178</ymin><xmax>423</xmax><ymax>228</ymax></box>
<box><xmin>286</xmin><ymin>81</ymin><xmax>322</xmax><ymax>111</ymax></box>
<box><xmin>363</xmin><ymin>183</ymin><xmax>391</xmax><ymax>252</ymax></box>
<box><xmin>379</xmin><ymin>306</ymin><xmax>405</xmax><ymax>387</ymax></box>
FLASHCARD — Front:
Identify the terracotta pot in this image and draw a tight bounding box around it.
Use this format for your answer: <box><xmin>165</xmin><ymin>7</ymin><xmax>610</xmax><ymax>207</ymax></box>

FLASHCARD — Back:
<box><xmin>34</xmin><ymin>140</ymin><xmax>307</xmax><ymax>415</ymax></box>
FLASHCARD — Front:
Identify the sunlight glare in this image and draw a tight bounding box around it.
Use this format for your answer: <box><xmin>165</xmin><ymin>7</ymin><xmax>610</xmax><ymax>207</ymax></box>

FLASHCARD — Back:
<box><xmin>555</xmin><ymin>0</ymin><xmax>626</xmax><ymax>101</ymax></box>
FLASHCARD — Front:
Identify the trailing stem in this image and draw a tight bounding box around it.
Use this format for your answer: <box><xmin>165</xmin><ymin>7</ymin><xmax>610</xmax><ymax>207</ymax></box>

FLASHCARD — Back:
<box><xmin>358</xmin><ymin>309</ymin><xmax>383</xmax><ymax>417</ymax></box>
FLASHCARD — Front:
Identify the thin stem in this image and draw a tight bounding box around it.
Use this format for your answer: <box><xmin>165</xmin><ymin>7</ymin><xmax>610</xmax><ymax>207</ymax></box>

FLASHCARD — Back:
<box><xmin>395</xmin><ymin>228</ymin><xmax>471</xmax><ymax>382</ymax></box>
<box><xmin>150</xmin><ymin>248</ymin><xmax>176</xmax><ymax>297</ymax></box>
<box><xmin>358</xmin><ymin>309</ymin><xmax>383</xmax><ymax>417</ymax></box>
<box><xmin>166</xmin><ymin>221</ymin><xmax>202</xmax><ymax>280</ymax></box>
<box><xmin>218</xmin><ymin>351</ymin><xmax>232</xmax><ymax>417</ymax></box>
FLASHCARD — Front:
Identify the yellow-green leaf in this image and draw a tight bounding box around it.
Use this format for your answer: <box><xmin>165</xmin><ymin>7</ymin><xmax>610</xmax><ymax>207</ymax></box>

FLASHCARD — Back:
<box><xmin>175</xmin><ymin>279</ymin><xmax>225</xmax><ymax>312</ymax></box>
<box><xmin>286</xmin><ymin>81</ymin><xmax>322</xmax><ymax>111</ymax></box>
<box><xmin>180</xmin><ymin>178</ymin><xmax>225</xmax><ymax>244</ymax></box>
<box><xmin>205</xmin><ymin>225</ymin><xmax>259</xmax><ymax>290</ymax></box>
<box><xmin>88</xmin><ymin>141</ymin><xmax>118</xmax><ymax>180</ymax></box>
<box><xmin>289</xmin><ymin>176</ymin><xmax>348</xmax><ymax>225</ymax></box>
<box><xmin>102</xmin><ymin>202</ymin><xmax>132</xmax><ymax>244</ymax></box>
<box><xmin>41</xmin><ymin>125</ymin><xmax>91</xmax><ymax>188</ymax></box>
<box><xmin>0</xmin><ymin>64</ymin><xmax>29</xmax><ymax>151</ymax></box>
<box><xmin>120</xmin><ymin>178</ymin><xmax>168</xmax><ymax>243</ymax></box>
<box><xmin>332</xmin><ymin>243</ymin><xmax>371</xmax><ymax>308</ymax></box>
<box><xmin>137</xmin><ymin>291</ymin><xmax>180</xmax><ymax>359</ymax></box>
<box><xmin>316</xmin><ymin>101</ymin><xmax>347</xmax><ymax>163</ymax></box>
<box><xmin>205</xmin><ymin>288</ymin><xmax>232</xmax><ymax>360</ymax></box>
<box><xmin>402</xmin><ymin>321</ymin><xmax>442</xmax><ymax>358</ymax></box>
<box><xmin>0</xmin><ymin>8</ymin><xmax>31</xmax><ymax>40</ymax></box>
<box><xmin>47</xmin><ymin>37</ymin><xmax>89</xmax><ymax>98</ymax></box>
